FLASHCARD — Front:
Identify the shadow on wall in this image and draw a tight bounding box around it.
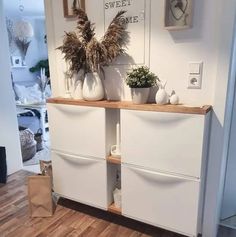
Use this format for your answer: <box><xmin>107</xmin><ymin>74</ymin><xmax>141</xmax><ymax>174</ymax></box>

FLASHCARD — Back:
<box><xmin>203</xmin><ymin>111</ymin><xmax>227</xmax><ymax>237</ymax></box>
<box><xmin>103</xmin><ymin>53</ymin><xmax>135</xmax><ymax>101</ymax></box>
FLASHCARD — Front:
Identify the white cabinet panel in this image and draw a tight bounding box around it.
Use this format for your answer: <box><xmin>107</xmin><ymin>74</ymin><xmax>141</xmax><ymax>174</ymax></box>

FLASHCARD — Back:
<box><xmin>121</xmin><ymin>110</ymin><xmax>205</xmax><ymax>178</ymax></box>
<box><xmin>52</xmin><ymin>151</ymin><xmax>107</xmax><ymax>209</ymax></box>
<box><xmin>48</xmin><ymin>104</ymin><xmax>106</xmax><ymax>159</ymax></box>
<box><xmin>122</xmin><ymin>164</ymin><xmax>201</xmax><ymax>237</ymax></box>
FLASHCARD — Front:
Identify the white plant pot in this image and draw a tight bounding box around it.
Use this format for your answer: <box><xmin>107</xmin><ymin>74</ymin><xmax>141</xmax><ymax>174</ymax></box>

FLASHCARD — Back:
<box><xmin>82</xmin><ymin>72</ymin><xmax>104</xmax><ymax>101</ymax></box>
<box><xmin>131</xmin><ymin>88</ymin><xmax>150</xmax><ymax>104</ymax></box>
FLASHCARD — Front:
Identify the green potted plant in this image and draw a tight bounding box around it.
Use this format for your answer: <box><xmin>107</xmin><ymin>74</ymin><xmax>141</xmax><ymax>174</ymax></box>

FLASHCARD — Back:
<box><xmin>29</xmin><ymin>59</ymin><xmax>50</xmax><ymax>78</ymax></box>
<box><xmin>126</xmin><ymin>66</ymin><xmax>159</xmax><ymax>104</ymax></box>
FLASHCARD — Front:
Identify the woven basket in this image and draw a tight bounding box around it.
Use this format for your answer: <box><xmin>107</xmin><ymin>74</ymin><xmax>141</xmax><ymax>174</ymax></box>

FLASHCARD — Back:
<box><xmin>21</xmin><ymin>144</ymin><xmax>36</xmax><ymax>162</ymax></box>
<box><xmin>19</xmin><ymin>128</ymin><xmax>37</xmax><ymax>162</ymax></box>
<box><xmin>34</xmin><ymin>128</ymin><xmax>44</xmax><ymax>151</ymax></box>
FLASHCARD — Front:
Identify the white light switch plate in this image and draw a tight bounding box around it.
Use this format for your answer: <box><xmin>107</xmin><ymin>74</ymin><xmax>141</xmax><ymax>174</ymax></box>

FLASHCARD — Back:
<box><xmin>189</xmin><ymin>62</ymin><xmax>203</xmax><ymax>74</ymax></box>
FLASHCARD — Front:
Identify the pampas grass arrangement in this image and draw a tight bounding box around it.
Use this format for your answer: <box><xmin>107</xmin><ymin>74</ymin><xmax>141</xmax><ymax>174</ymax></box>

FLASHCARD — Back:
<box><xmin>14</xmin><ymin>20</ymin><xmax>34</xmax><ymax>63</ymax></box>
<box><xmin>58</xmin><ymin>6</ymin><xmax>128</xmax><ymax>78</ymax></box>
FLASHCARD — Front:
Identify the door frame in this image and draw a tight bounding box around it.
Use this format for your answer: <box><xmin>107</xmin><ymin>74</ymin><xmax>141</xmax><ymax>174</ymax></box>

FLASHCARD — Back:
<box><xmin>203</xmin><ymin>5</ymin><xmax>236</xmax><ymax>237</ymax></box>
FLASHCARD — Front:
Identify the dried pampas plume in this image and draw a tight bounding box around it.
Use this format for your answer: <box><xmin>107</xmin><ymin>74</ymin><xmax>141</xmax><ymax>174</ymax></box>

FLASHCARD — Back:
<box><xmin>57</xmin><ymin>5</ymin><xmax>129</xmax><ymax>78</ymax></box>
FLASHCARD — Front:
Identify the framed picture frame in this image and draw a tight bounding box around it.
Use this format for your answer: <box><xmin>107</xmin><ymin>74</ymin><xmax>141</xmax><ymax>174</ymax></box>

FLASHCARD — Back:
<box><xmin>11</xmin><ymin>56</ymin><xmax>22</xmax><ymax>67</ymax></box>
<box><xmin>104</xmin><ymin>0</ymin><xmax>150</xmax><ymax>66</ymax></box>
<box><xmin>63</xmin><ymin>0</ymin><xmax>85</xmax><ymax>18</ymax></box>
<box><xmin>164</xmin><ymin>0</ymin><xmax>193</xmax><ymax>30</ymax></box>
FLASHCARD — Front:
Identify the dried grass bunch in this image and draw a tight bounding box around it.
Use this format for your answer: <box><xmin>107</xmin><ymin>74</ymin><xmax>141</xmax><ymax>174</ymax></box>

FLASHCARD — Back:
<box><xmin>58</xmin><ymin>5</ymin><xmax>128</xmax><ymax>78</ymax></box>
<box><xmin>15</xmin><ymin>38</ymin><xmax>31</xmax><ymax>60</ymax></box>
<box><xmin>13</xmin><ymin>20</ymin><xmax>34</xmax><ymax>61</ymax></box>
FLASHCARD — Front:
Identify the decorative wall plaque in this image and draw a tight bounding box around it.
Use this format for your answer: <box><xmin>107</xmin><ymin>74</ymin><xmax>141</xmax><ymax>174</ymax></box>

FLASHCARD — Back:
<box><xmin>104</xmin><ymin>0</ymin><xmax>150</xmax><ymax>65</ymax></box>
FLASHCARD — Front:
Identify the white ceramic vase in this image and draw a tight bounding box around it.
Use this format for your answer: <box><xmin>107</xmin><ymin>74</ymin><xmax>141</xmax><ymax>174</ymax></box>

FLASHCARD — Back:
<box><xmin>131</xmin><ymin>88</ymin><xmax>150</xmax><ymax>104</ymax></box>
<box><xmin>155</xmin><ymin>88</ymin><xmax>169</xmax><ymax>105</ymax></box>
<box><xmin>72</xmin><ymin>79</ymin><xmax>83</xmax><ymax>100</ymax></box>
<box><xmin>170</xmin><ymin>93</ymin><xmax>179</xmax><ymax>105</ymax></box>
<box><xmin>82</xmin><ymin>72</ymin><xmax>104</xmax><ymax>101</ymax></box>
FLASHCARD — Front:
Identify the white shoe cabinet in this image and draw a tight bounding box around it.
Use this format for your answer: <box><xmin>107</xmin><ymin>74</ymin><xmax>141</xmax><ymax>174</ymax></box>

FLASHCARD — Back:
<box><xmin>47</xmin><ymin>98</ymin><xmax>212</xmax><ymax>237</ymax></box>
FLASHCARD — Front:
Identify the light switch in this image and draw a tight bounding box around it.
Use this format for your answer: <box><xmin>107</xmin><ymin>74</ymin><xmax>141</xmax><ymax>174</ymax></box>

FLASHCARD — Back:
<box><xmin>188</xmin><ymin>62</ymin><xmax>203</xmax><ymax>89</ymax></box>
<box><xmin>189</xmin><ymin>62</ymin><xmax>203</xmax><ymax>74</ymax></box>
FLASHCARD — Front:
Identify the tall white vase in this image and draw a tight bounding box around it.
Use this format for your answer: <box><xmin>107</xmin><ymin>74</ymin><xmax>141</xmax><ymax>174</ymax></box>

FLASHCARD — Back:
<box><xmin>82</xmin><ymin>72</ymin><xmax>104</xmax><ymax>101</ymax></box>
<box><xmin>72</xmin><ymin>79</ymin><xmax>83</xmax><ymax>100</ymax></box>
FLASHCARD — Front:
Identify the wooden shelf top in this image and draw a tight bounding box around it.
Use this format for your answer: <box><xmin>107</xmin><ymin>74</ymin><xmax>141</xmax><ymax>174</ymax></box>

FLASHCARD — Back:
<box><xmin>47</xmin><ymin>97</ymin><xmax>212</xmax><ymax>115</ymax></box>
<box><xmin>108</xmin><ymin>203</ymin><xmax>121</xmax><ymax>215</ymax></box>
<box><xmin>107</xmin><ymin>156</ymin><xmax>121</xmax><ymax>165</ymax></box>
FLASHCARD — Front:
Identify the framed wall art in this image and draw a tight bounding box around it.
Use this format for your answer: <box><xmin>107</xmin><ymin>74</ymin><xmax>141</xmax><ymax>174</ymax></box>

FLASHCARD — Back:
<box><xmin>164</xmin><ymin>0</ymin><xmax>193</xmax><ymax>30</ymax></box>
<box><xmin>11</xmin><ymin>56</ymin><xmax>23</xmax><ymax>67</ymax></box>
<box><xmin>63</xmin><ymin>0</ymin><xmax>85</xmax><ymax>18</ymax></box>
<box><xmin>104</xmin><ymin>0</ymin><xmax>151</xmax><ymax>66</ymax></box>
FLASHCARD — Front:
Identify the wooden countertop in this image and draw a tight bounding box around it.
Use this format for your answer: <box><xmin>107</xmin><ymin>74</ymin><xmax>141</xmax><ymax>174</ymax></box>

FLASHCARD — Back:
<box><xmin>47</xmin><ymin>97</ymin><xmax>212</xmax><ymax>115</ymax></box>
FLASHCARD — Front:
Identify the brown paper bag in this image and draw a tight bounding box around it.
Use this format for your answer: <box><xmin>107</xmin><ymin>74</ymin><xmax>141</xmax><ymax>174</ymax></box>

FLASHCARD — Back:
<box><xmin>28</xmin><ymin>175</ymin><xmax>55</xmax><ymax>217</ymax></box>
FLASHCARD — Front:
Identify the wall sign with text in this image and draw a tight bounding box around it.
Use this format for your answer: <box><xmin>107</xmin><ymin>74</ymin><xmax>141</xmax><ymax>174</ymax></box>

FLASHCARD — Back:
<box><xmin>104</xmin><ymin>0</ymin><xmax>150</xmax><ymax>65</ymax></box>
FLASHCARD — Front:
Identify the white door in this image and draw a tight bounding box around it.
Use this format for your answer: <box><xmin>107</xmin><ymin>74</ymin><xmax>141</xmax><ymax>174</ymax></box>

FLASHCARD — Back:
<box><xmin>122</xmin><ymin>164</ymin><xmax>201</xmax><ymax>237</ymax></box>
<box><xmin>48</xmin><ymin>104</ymin><xmax>106</xmax><ymax>159</ymax></box>
<box><xmin>52</xmin><ymin>151</ymin><xmax>107</xmax><ymax>209</ymax></box>
<box><xmin>121</xmin><ymin>110</ymin><xmax>205</xmax><ymax>178</ymax></box>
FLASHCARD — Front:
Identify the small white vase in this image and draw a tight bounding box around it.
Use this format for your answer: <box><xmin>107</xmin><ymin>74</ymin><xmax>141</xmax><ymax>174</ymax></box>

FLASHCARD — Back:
<box><xmin>170</xmin><ymin>94</ymin><xmax>179</xmax><ymax>105</ymax></box>
<box><xmin>82</xmin><ymin>72</ymin><xmax>104</xmax><ymax>101</ymax></box>
<box><xmin>131</xmin><ymin>88</ymin><xmax>150</xmax><ymax>104</ymax></box>
<box><xmin>155</xmin><ymin>88</ymin><xmax>169</xmax><ymax>105</ymax></box>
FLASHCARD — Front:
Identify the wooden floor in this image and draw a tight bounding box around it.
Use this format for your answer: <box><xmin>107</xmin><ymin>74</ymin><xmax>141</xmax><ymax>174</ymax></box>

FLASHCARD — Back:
<box><xmin>0</xmin><ymin>170</ymin><xmax>186</xmax><ymax>237</ymax></box>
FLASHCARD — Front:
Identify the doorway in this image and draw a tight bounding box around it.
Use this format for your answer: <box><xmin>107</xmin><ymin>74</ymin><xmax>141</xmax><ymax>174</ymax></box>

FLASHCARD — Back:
<box><xmin>3</xmin><ymin>0</ymin><xmax>51</xmax><ymax>173</ymax></box>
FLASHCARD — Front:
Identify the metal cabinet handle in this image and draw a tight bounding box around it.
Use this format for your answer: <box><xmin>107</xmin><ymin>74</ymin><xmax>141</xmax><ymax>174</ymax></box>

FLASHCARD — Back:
<box><xmin>54</xmin><ymin>105</ymin><xmax>96</xmax><ymax>116</ymax></box>
<box><xmin>55</xmin><ymin>151</ymin><xmax>99</xmax><ymax>166</ymax></box>
<box><xmin>128</xmin><ymin>166</ymin><xmax>198</xmax><ymax>184</ymax></box>
<box><xmin>124</xmin><ymin>110</ymin><xmax>192</xmax><ymax>125</ymax></box>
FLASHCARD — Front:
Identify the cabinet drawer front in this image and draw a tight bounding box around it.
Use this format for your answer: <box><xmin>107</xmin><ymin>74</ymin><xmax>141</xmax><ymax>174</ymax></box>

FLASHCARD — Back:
<box><xmin>122</xmin><ymin>165</ymin><xmax>200</xmax><ymax>236</ymax></box>
<box><xmin>52</xmin><ymin>151</ymin><xmax>107</xmax><ymax>209</ymax></box>
<box><xmin>121</xmin><ymin>110</ymin><xmax>205</xmax><ymax>177</ymax></box>
<box><xmin>48</xmin><ymin>104</ymin><xmax>106</xmax><ymax>158</ymax></box>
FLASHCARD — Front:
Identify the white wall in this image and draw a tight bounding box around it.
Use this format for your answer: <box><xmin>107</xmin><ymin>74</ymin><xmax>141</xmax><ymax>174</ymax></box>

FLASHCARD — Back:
<box><xmin>150</xmin><ymin>0</ymin><xmax>219</xmax><ymax>105</ymax></box>
<box><xmin>203</xmin><ymin>1</ymin><xmax>236</xmax><ymax>236</ymax></box>
<box><xmin>0</xmin><ymin>1</ymin><xmax>23</xmax><ymax>174</ymax></box>
<box><xmin>44</xmin><ymin>0</ymin><xmax>236</xmax><ymax>236</ymax></box>
<box><xmin>46</xmin><ymin>0</ymin><xmax>220</xmax><ymax>106</ymax></box>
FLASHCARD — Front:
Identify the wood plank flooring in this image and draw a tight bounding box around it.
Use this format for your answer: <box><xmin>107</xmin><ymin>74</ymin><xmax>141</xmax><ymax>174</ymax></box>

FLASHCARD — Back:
<box><xmin>0</xmin><ymin>170</ymin><xmax>186</xmax><ymax>237</ymax></box>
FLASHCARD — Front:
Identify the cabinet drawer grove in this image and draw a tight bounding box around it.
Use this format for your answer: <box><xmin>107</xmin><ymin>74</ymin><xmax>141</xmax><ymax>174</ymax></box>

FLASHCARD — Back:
<box><xmin>121</xmin><ymin>110</ymin><xmax>207</xmax><ymax>178</ymax></box>
<box><xmin>47</xmin><ymin>104</ymin><xmax>106</xmax><ymax>159</ymax></box>
<box><xmin>52</xmin><ymin>151</ymin><xmax>107</xmax><ymax>209</ymax></box>
<box><xmin>122</xmin><ymin>164</ymin><xmax>201</xmax><ymax>237</ymax></box>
